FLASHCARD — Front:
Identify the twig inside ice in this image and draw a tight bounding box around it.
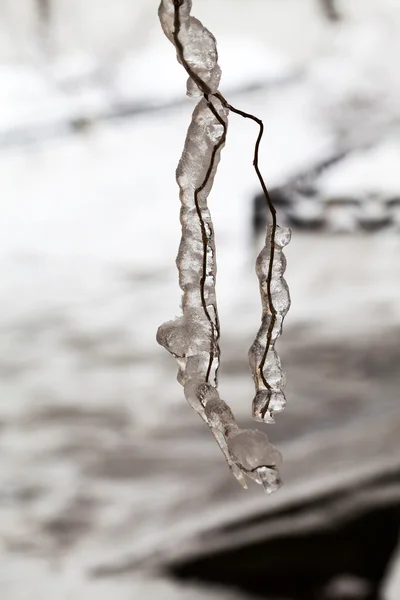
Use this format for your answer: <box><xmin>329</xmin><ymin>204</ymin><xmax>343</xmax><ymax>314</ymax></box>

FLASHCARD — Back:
<box><xmin>157</xmin><ymin>0</ymin><xmax>290</xmax><ymax>491</ymax></box>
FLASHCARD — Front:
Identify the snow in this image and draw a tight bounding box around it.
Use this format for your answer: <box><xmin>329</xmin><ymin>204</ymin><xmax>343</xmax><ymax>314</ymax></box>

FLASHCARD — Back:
<box><xmin>383</xmin><ymin>538</ymin><xmax>400</xmax><ymax>600</ymax></box>
<box><xmin>317</xmin><ymin>140</ymin><xmax>400</xmax><ymax>198</ymax></box>
<box><xmin>310</xmin><ymin>7</ymin><xmax>400</xmax><ymax>146</ymax></box>
<box><xmin>0</xmin><ymin>0</ymin><xmax>400</xmax><ymax>597</ymax></box>
<box><xmin>0</xmin><ymin>0</ymin><xmax>398</xmax><ymax>448</ymax></box>
<box><xmin>0</xmin><ymin>559</ymin><xmax>250</xmax><ymax>600</ymax></box>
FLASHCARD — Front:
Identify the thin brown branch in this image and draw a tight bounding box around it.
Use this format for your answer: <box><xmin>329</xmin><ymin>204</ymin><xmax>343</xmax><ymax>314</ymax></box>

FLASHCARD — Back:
<box><xmin>173</xmin><ymin>1</ymin><xmax>278</xmax><ymax>391</ymax></box>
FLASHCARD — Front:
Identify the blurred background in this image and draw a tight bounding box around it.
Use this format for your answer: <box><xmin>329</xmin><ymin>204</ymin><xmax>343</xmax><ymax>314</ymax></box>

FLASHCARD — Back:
<box><xmin>1</xmin><ymin>0</ymin><xmax>400</xmax><ymax>598</ymax></box>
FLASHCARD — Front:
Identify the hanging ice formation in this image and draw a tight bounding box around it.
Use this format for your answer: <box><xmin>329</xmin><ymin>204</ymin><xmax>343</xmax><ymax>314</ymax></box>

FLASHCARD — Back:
<box><xmin>157</xmin><ymin>0</ymin><xmax>291</xmax><ymax>492</ymax></box>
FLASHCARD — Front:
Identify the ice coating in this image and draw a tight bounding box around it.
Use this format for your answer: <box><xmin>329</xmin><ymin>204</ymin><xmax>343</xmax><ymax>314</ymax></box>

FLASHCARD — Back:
<box><xmin>158</xmin><ymin>0</ymin><xmax>221</xmax><ymax>97</ymax></box>
<box><xmin>250</xmin><ymin>225</ymin><xmax>291</xmax><ymax>424</ymax></box>
<box><xmin>157</xmin><ymin>0</ymin><xmax>287</xmax><ymax>492</ymax></box>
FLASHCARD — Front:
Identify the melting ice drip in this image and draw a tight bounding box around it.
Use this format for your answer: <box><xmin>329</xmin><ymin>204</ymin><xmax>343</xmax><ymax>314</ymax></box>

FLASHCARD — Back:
<box><xmin>156</xmin><ymin>0</ymin><xmax>290</xmax><ymax>492</ymax></box>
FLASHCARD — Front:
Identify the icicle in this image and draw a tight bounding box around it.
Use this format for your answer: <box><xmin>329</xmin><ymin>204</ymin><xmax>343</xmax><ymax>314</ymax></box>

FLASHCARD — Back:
<box><xmin>157</xmin><ymin>0</ymin><xmax>288</xmax><ymax>492</ymax></box>
<box><xmin>250</xmin><ymin>225</ymin><xmax>291</xmax><ymax>424</ymax></box>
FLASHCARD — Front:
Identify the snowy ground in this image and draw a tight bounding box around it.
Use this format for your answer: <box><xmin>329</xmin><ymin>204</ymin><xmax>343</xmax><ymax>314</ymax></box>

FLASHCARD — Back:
<box><xmin>1</xmin><ymin>1</ymin><xmax>400</xmax><ymax>598</ymax></box>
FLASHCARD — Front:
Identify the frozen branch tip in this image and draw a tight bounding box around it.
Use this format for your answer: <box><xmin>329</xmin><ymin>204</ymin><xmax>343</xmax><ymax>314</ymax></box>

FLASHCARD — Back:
<box><xmin>157</xmin><ymin>0</ymin><xmax>291</xmax><ymax>492</ymax></box>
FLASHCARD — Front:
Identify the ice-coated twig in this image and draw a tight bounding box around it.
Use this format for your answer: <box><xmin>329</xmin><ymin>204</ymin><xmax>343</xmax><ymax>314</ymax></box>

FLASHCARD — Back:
<box><xmin>157</xmin><ymin>0</ymin><xmax>290</xmax><ymax>492</ymax></box>
<box><xmin>250</xmin><ymin>225</ymin><xmax>291</xmax><ymax>424</ymax></box>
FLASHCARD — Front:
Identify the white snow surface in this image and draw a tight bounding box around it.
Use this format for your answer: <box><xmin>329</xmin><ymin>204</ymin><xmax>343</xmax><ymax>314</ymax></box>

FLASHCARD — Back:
<box><xmin>1</xmin><ymin>0</ymin><xmax>400</xmax><ymax>598</ymax></box>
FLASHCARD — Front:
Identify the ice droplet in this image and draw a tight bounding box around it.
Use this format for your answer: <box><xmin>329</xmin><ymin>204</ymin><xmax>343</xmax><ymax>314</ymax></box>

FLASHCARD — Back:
<box><xmin>227</xmin><ymin>429</ymin><xmax>282</xmax><ymax>472</ymax></box>
<box><xmin>274</xmin><ymin>225</ymin><xmax>291</xmax><ymax>248</ymax></box>
<box><xmin>205</xmin><ymin>397</ymin><xmax>238</xmax><ymax>435</ymax></box>
<box><xmin>186</xmin><ymin>353</ymin><xmax>209</xmax><ymax>381</ymax></box>
<box><xmin>257</xmin><ymin>466</ymin><xmax>283</xmax><ymax>494</ymax></box>
<box><xmin>184</xmin><ymin>380</ymin><xmax>218</xmax><ymax>407</ymax></box>
<box><xmin>253</xmin><ymin>390</ymin><xmax>287</xmax><ymax>422</ymax></box>
<box><xmin>156</xmin><ymin>319</ymin><xmax>188</xmax><ymax>357</ymax></box>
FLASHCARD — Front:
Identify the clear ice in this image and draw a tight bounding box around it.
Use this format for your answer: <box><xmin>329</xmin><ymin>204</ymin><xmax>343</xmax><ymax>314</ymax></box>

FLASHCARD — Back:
<box><xmin>157</xmin><ymin>0</ymin><xmax>290</xmax><ymax>492</ymax></box>
<box><xmin>250</xmin><ymin>224</ymin><xmax>291</xmax><ymax>424</ymax></box>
